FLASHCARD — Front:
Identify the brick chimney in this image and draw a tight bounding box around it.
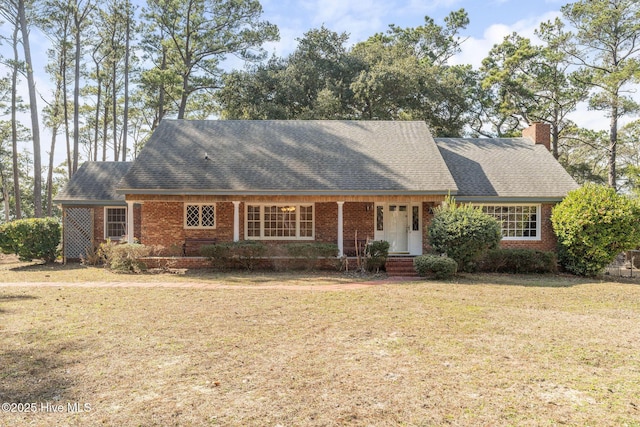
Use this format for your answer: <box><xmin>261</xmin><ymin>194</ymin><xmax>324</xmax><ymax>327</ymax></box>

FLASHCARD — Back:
<box><xmin>522</xmin><ymin>122</ymin><xmax>551</xmax><ymax>151</ymax></box>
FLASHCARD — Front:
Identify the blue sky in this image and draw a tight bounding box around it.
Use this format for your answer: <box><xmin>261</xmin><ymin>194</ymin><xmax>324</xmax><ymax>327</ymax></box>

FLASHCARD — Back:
<box><xmin>237</xmin><ymin>0</ymin><xmax>609</xmax><ymax>129</ymax></box>
<box><xmin>0</xmin><ymin>0</ymin><xmax>611</xmax><ymax>165</ymax></box>
<box><xmin>258</xmin><ymin>0</ymin><xmax>565</xmax><ymax>67</ymax></box>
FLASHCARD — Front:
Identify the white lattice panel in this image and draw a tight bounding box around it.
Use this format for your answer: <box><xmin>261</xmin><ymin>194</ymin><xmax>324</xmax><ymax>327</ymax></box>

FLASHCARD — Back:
<box><xmin>64</xmin><ymin>208</ymin><xmax>94</xmax><ymax>259</ymax></box>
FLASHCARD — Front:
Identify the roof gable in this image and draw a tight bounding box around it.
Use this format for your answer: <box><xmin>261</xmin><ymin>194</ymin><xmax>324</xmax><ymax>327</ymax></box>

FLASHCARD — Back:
<box><xmin>435</xmin><ymin>137</ymin><xmax>579</xmax><ymax>200</ymax></box>
<box><xmin>55</xmin><ymin>162</ymin><xmax>132</xmax><ymax>204</ymax></box>
<box><xmin>117</xmin><ymin>120</ymin><xmax>458</xmax><ymax>195</ymax></box>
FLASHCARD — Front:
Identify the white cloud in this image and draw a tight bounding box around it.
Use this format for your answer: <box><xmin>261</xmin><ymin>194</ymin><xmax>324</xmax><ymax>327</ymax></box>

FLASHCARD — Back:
<box><xmin>298</xmin><ymin>0</ymin><xmax>390</xmax><ymax>43</ymax></box>
<box><xmin>453</xmin><ymin>11</ymin><xmax>561</xmax><ymax>69</ymax></box>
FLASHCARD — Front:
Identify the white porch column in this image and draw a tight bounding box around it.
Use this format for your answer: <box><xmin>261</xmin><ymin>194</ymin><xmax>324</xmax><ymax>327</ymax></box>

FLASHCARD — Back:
<box><xmin>337</xmin><ymin>201</ymin><xmax>344</xmax><ymax>257</ymax></box>
<box><xmin>232</xmin><ymin>201</ymin><xmax>240</xmax><ymax>242</ymax></box>
<box><xmin>126</xmin><ymin>201</ymin><xmax>135</xmax><ymax>244</ymax></box>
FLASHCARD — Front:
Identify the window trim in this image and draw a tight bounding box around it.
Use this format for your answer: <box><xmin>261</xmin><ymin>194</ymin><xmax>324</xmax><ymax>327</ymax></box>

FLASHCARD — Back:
<box><xmin>184</xmin><ymin>203</ymin><xmax>217</xmax><ymax>229</ymax></box>
<box><xmin>476</xmin><ymin>203</ymin><xmax>541</xmax><ymax>241</ymax></box>
<box><xmin>104</xmin><ymin>206</ymin><xmax>127</xmax><ymax>240</ymax></box>
<box><xmin>244</xmin><ymin>203</ymin><xmax>315</xmax><ymax>240</ymax></box>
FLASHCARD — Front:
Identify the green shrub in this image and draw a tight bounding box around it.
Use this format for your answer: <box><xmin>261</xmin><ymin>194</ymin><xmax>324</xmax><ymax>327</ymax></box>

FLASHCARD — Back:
<box><xmin>200</xmin><ymin>241</ymin><xmax>267</xmax><ymax>270</ymax></box>
<box><xmin>428</xmin><ymin>197</ymin><xmax>502</xmax><ymax>272</ymax></box>
<box><xmin>365</xmin><ymin>240</ymin><xmax>390</xmax><ymax>272</ymax></box>
<box><xmin>413</xmin><ymin>255</ymin><xmax>458</xmax><ymax>279</ymax></box>
<box><xmin>100</xmin><ymin>242</ymin><xmax>151</xmax><ymax>273</ymax></box>
<box><xmin>551</xmin><ymin>184</ymin><xmax>640</xmax><ymax>276</ymax></box>
<box><xmin>283</xmin><ymin>242</ymin><xmax>339</xmax><ymax>259</ymax></box>
<box><xmin>0</xmin><ymin>217</ymin><xmax>61</xmax><ymax>262</ymax></box>
<box><xmin>478</xmin><ymin>249</ymin><xmax>557</xmax><ymax>274</ymax></box>
<box><xmin>278</xmin><ymin>243</ymin><xmax>340</xmax><ymax>270</ymax></box>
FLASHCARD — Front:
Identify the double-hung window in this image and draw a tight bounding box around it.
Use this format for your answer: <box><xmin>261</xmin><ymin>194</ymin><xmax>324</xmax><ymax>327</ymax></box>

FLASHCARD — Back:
<box><xmin>185</xmin><ymin>204</ymin><xmax>216</xmax><ymax>229</ymax></box>
<box><xmin>480</xmin><ymin>204</ymin><xmax>540</xmax><ymax>240</ymax></box>
<box><xmin>245</xmin><ymin>204</ymin><xmax>314</xmax><ymax>240</ymax></box>
<box><xmin>105</xmin><ymin>207</ymin><xmax>127</xmax><ymax>239</ymax></box>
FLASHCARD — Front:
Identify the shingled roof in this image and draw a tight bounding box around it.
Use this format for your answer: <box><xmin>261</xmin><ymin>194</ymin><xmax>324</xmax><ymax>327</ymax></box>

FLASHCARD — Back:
<box><xmin>55</xmin><ymin>162</ymin><xmax>132</xmax><ymax>205</ymax></box>
<box><xmin>435</xmin><ymin>137</ymin><xmax>579</xmax><ymax>201</ymax></box>
<box><xmin>116</xmin><ymin>120</ymin><xmax>458</xmax><ymax>195</ymax></box>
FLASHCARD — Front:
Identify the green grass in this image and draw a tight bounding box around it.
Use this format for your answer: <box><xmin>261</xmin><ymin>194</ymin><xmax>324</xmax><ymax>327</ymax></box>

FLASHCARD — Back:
<box><xmin>1</xmin><ymin>259</ymin><xmax>640</xmax><ymax>426</ymax></box>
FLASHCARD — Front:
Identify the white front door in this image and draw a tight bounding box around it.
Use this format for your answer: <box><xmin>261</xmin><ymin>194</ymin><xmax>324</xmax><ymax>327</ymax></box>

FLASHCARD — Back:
<box><xmin>374</xmin><ymin>203</ymin><xmax>422</xmax><ymax>255</ymax></box>
<box><xmin>387</xmin><ymin>205</ymin><xmax>408</xmax><ymax>252</ymax></box>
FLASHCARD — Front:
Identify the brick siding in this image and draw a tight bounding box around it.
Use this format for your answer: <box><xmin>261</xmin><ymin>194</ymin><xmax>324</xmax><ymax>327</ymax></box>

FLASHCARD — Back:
<box><xmin>81</xmin><ymin>198</ymin><xmax>560</xmax><ymax>258</ymax></box>
<box><xmin>498</xmin><ymin>203</ymin><xmax>557</xmax><ymax>252</ymax></box>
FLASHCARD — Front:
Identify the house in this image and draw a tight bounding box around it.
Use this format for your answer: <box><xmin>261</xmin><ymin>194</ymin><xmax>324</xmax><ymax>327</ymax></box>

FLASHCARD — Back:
<box><xmin>55</xmin><ymin>120</ymin><xmax>578</xmax><ymax>262</ymax></box>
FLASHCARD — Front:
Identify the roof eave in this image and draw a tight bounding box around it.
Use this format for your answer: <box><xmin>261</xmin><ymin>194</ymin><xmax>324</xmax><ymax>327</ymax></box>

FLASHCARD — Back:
<box><xmin>54</xmin><ymin>199</ymin><xmax>127</xmax><ymax>206</ymax></box>
<box><xmin>116</xmin><ymin>188</ymin><xmax>458</xmax><ymax>197</ymax></box>
<box><xmin>454</xmin><ymin>196</ymin><xmax>566</xmax><ymax>203</ymax></box>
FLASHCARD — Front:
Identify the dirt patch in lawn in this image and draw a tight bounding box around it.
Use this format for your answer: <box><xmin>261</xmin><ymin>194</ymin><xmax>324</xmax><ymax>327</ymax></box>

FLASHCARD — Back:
<box><xmin>1</xmin><ymin>278</ymin><xmax>640</xmax><ymax>426</ymax></box>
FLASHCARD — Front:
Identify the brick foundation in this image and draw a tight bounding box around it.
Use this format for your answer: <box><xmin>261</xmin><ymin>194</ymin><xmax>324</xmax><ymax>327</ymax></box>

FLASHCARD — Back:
<box><xmin>139</xmin><ymin>256</ymin><xmax>343</xmax><ymax>271</ymax></box>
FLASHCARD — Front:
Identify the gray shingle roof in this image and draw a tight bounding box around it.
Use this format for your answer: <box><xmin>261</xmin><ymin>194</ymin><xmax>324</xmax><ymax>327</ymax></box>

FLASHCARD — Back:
<box><xmin>435</xmin><ymin>137</ymin><xmax>579</xmax><ymax>201</ymax></box>
<box><xmin>117</xmin><ymin>120</ymin><xmax>458</xmax><ymax>195</ymax></box>
<box><xmin>55</xmin><ymin>162</ymin><xmax>132</xmax><ymax>204</ymax></box>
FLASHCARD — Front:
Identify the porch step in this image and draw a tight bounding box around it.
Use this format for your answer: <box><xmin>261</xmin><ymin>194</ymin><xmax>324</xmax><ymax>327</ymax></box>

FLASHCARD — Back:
<box><xmin>385</xmin><ymin>257</ymin><xmax>418</xmax><ymax>277</ymax></box>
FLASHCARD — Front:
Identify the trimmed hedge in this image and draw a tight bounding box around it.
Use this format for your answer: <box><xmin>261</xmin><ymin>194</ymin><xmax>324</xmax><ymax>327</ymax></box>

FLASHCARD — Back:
<box><xmin>276</xmin><ymin>243</ymin><xmax>339</xmax><ymax>270</ymax></box>
<box><xmin>478</xmin><ymin>249</ymin><xmax>557</xmax><ymax>274</ymax></box>
<box><xmin>200</xmin><ymin>241</ymin><xmax>267</xmax><ymax>270</ymax></box>
<box><xmin>0</xmin><ymin>217</ymin><xmax>61</xmax><ymax>262</ymax></box>
<box><xmin>282</xmin><ymin>242</ymin><xmax>339</xmax><ymax>259</ymax></box>
<box><xmin>413</xmin><ymin>255</ymin><xmax>458</xmax><ymax>279</ymax></box>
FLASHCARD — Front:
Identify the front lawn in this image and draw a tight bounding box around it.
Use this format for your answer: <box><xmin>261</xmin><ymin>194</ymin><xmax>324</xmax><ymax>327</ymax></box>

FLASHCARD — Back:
<box><xmin>1</xmin><ymin>266</ymin><xmax>639</xmax><ymax>426</ymax></box>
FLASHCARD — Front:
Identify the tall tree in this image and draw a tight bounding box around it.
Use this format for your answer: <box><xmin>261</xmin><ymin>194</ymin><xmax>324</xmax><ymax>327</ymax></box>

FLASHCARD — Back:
<box><xmin>41</xmin><ymin>0</ymin><xmax>76</xmax><ymax>179</ymax></box>
<box><xmin>143</xmin><ymin>0</ymin><xmax>279</xmax><ymax>119</ymax></box>
<box><xmin>478</xmin><ymin>20</ymin><xmax>588</xmax><ymax>153</ymax></box>
<box><xmin>0</xmin><ymin>77</ymin><xmax>12</xmax><ymax>222</ymax></box>
<box><xmin>121</xmin><ymin>0</ymin><xmax>133</xmax><ymax>161</ymax></box>
<box><xmin>16</xmin><ymin>0</ymin><xmax>43</xmax><ymax>217</ymax></box>
<box><xmin>562</xmin><ymin>0</ymin><xmax>640</xmax><ymax>189</ymax></box>
<box><xmin>71</xmin><ymin>0</ymin><xmax>94</xmax><ymax>174</ymax></box>
<box><xmin>0</xmin><ymin>1</ymin><xmax>25</xmax><ymax>218</ymax></box>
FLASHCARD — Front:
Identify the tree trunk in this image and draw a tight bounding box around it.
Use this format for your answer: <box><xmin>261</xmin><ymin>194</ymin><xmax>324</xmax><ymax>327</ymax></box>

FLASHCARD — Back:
<box><xmin>10</xmin><ymin>16</ymin><xmax>22</xmax><ymax>219</ymax></box>
<box><xmin>18</xmin><ymin>0</ymin><xmax>43</xmax><ymax>217</ymax></box>
<box><xmin>112</xmin><ymin>55</ymin><xmax>118</xmax><ymax>161</ymax></box>
<box><xmin>155</xmin><ymin>45</ymin><xmax>167</xmax><ymax>129</ymax></box>
<box><xmin>102</xmin><ymin>100</ymin><xmax>109</xmax><ymax>162</ymax></box>
<box><xmin>63</xmin><ymin>46</ymin><xmax>72</xmax><ymax>179</ymax></box>
<box><xmin>73</xmin><ymin>6</ymin><xmax>82</xmax><ymax>175</ymax></box>
<box><xmin>46</xmin><ymin>126</ymin><xmax>58</xmax><ymax>217</ymax></box>
<box><xmin>122</xmin><ymin>2</ymin><xmax>130</xmax><ymax>162</ymax></box>
<box><xmin>552</xmin><ymin>107</ymin><xmax>559</xmax><ymax>160</ymax></box>
<box><xmin>0</xmin><ymin>168</ymin><xmax>10</xmax><ymax>222</ymax></box>
<box><xmin>92</xmin><ymin>47</ymin><xmax>102</xmax><ymax>162</ymax></box>
<box><xmin>178</xmin><ymin>75</ymin><xmax>189</xmax><ymax>119</ymax></box>
<box><xmin>608</xmin><ymin>105</ymin><xmax>618</xmax><ymax>190</ymax></box>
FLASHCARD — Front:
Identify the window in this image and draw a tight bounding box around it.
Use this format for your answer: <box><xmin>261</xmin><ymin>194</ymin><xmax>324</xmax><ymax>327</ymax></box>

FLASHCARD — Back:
<box><xmin>480</xmin><ymin>205</ymin><xmax>540</xmax><ymax>240</ymax></box>
<box><xmin>412</xmin><ymin>206</ymin><xmax>420</xmax><ymax>231</ymax></box>
<box><xmin>185</xmin><ymin>204</ymin><xmax>216</xmax><ymax>228</ymax></box>
<box><xmin>376</xmin><ymin>206</ymin><xmax>384</xmax><ymax>231</ymax></box>
<box><xmin>105</xmin><ymin>207</ymin><xmax>126</xmax><ymax>239</ymax></box>
<box><xmin>245</xmin><ymin>204</ymin><xmax>314</xmax><ymax>240</ymax></box>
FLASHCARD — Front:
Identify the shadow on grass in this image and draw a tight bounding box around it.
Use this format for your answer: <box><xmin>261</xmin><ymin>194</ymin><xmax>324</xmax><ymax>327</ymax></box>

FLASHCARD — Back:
<box><xmin>0</xmin><ymin>294</ymin><xmax>39</xmax><ymax>301</ymax></box>
<box><xmin>7</xmin><ymin>261</ymin><xmax>90</xmax><ymax>273</ymax></box>
<box><xmin>454</xmin><ymin>272</ymin><xmax>640</xmax><ymax>288</ymax></box>
<box><xmin>0</xmin><ymin>341</ymin><xmax>79</xmax><ymax>402</ymax></box>
<box><xmin>0</xmin><ymin>294</ymin><xmax>39</xmax><ymax>314</ymax></box>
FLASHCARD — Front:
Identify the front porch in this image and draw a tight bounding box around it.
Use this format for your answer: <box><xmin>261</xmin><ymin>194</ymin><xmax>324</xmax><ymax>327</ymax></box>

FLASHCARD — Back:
<box><xmin>122</xmin><ymin>197</ymin><xmax>442</xmax><ymax>259</ymax></box>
